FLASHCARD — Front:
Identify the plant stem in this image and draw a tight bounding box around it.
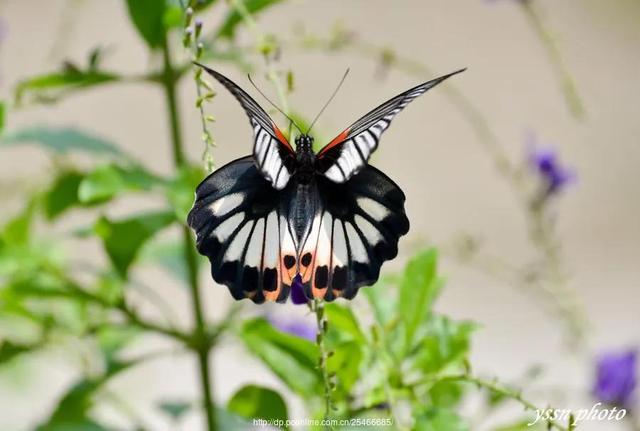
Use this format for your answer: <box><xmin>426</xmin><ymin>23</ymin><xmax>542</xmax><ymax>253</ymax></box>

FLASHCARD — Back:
<box><xmin>161</xmin><ymin>37</ymin><xmax>217</xmax><ymax>431</ymax></box>
<box><xmin>520</xmin><ymin>0</ymin><xmax>585</xmax><ymax>119</ymax></box>
<box><xmin>312</xmin><ymin>299</ymin><xmax>333</xmax><ymax>428</ymax></box>
<box><xmin>417</xmin><ymin>373</ymin><xmax>571</xmax><ymax>431</ymax></box>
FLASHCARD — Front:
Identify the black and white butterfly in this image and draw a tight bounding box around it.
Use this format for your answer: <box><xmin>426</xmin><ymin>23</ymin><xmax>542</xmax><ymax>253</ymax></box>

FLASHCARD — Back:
<box><xmin>187</xmin><ymin>64</ymin><xmax>464</xmax><ymax>303</ymax></box>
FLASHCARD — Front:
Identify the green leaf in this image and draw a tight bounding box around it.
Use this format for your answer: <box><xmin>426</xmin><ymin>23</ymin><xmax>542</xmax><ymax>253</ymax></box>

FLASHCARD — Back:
<box><xmin>78</xmin><ymin>163</ymin><xmax>161</xmax><ymax>204</ymax></box>
<box><xmin>428</xmin><ymin>380</ymin><xmax>464</xmax><ymax>408</ymax></box>
<box><xmin>96</xmin><ymin>326</ymin><xmax>139</xmax><ymax>360</ymax></box>
<box><xmin>36</xmin><ymin>360</ymin><xmax>134</xmax><ymax>430</ymax></box>
<box><xmin>363</xmin><ymin>283</ymin><xmax>396</xmax><ymax>327</ymax></box>
<box><xmin>415</xmin><ymin>409</ymin><xmax>468</xmax><ymax>431</ymax></box>
<box><xmin>1</xmin><ymin>127</ymin><xmax>122</xmax><ymax>157</ymax></box>
<box><xmin>125</xmin><ymin>0</ymin><xmax>168</xmax><ymax>49</ymax></box>
<box><xmin>227</xmin><ymin>385</ymin><xmax>288</xmax><ymax>429</ymax></box>
<box><xmin>327</xmin><ymin>340</ymin><xmax>362</xmax><ymax>393</ymax></box>
<box><xmin>399</xmin><ymin>249</ymin><xmax>441</xmax><ymax>350</ymax></box>
<box><xmin>217</xmin><ymin>0</ymin><xmax>284</xmax><ymax>39</ymax></box>
<box><xmin>165</xmin><ymin>164</ymin><xmax>205</xmax><ymax>222</ymax></box>
<box><xmin>15</xmin><ymin>68</ymin><xmax>118</xmax><ymax>105</ymax></box>
<box><xmin>45</xmin><ymin>171</ymin><xmax>85</xmax><ymax>219</ymax></box>
<box><xmin>240</xmin><ymin>318</ymin><xmax>320</xmax><ymax>397</ymax></box>
<box><xmin>414</xmin><ymin>316</ymin><xmax>475</xmax><ymax>375</ymax></box>
<box><xmin>157</xmin><ymin>399</ymin><xmax>192</xmax><ymax>422</ymax></box>
<box><xmin>0</xmin><ymin>340</ymin><xmax>38</xmax><ymax>366</ymax></box>
<box><xmin>325</xmin><ymin>303</ymin><xmax>365</xmax><ymax>344</ymax></box>
<box><xmin>94</xmin><ymin>211</ymin><xmax>175</xmax><ymax>277</ymax></box>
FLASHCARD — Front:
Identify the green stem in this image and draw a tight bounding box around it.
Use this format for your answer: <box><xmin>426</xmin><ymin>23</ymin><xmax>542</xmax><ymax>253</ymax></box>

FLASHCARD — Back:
<box><xmin>161</xmin><ymin>37</ymin><xmax>217</xmax><ymax>431</ymax></box>
<box><xmin>312</xmin><ymin>299</ymin><xmax>333</xmax><ymax>428</ymax></box>
<box><xmin>416</xmin><ymin>373</ymin><xmax>571</xmax><ymax>431</ymax></box>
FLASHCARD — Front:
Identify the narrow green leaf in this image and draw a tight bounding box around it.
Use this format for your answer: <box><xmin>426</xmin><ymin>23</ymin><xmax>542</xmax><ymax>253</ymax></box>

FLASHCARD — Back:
<box><xmin>1</xmin><ymin>127</ymin><xmax>122</xmax><ymax>156</ymax></box>
<box><xmin>227</xmin><ymin>385</ymin><xmax>288</xmax><ymax>429</ymax></box>
<box><xmin>216</xmin><ymin>0</ymin><xmax>284</xmax><ymax>39</ymax></box>
<box><xmin>78</xmin><ymin>163</ymin><xmax>161</xmax><ymax>204</ymax></box>
<box><xmin>94</xmin><ymin>211</ymin><xmax>175</xmax><ymax>277</ymax></box>
<box><xmin>240</xmin><ymin>318</ymin><xmax>320</xmax><ymax>397</ymax></box>
<box><xmin>125</xmin><ymin>0</ymin><xmax>168</xmax><ymax>49</ymax></box>
<box><xmin>45</xmin><ymin>171</ymin><xmax>85</xmax><ymax>219</ymax></box>
<box><xmin>399</xmin><ymin>249</ymin><xmax>441</xmax><ymax>350</ymax></box>
<box><xmin>15</xmin><ymin>69</ymin><xmax>118</xmax><ymax>104</ymax></box>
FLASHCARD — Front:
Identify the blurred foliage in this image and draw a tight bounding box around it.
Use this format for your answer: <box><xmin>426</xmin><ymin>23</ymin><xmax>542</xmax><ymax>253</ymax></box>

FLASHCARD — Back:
<box><xmin>0</xmin><ymin>0</ymin><xmax>583</xmax><ymax>430</ymax></box>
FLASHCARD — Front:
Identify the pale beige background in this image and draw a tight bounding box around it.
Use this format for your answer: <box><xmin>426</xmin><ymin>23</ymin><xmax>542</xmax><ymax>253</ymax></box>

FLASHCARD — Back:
<box><xmin>0</xmin><ymin>0</ymin><xmax>639</xmax><ymax>430</ymax></box>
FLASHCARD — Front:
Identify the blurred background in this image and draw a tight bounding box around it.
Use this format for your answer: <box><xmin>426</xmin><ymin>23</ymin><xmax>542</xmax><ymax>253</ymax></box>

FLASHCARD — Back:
<box><xmin>0</xmin><ymin>0</ymin><xmax>639</xmax><ymax>430</ymax></box>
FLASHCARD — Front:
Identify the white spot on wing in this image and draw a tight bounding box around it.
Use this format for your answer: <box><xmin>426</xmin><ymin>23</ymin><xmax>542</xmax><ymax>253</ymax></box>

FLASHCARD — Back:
<box><xmin>213</xmin><ymin>213</ymin><xmax>244</xmax><ymax>242</ymax></box>
<box><xmin>245</xmin><ymin>219</ymin><xmax>264</xmax><ymax>267</ymax></box>
<box><xmin>224</xmin><ymin>222</ymin><xmax>253</xmax><ymax>262</ymax></box>
<box><xmin>354</xmin><ymin>214</ymin><xmax>382</xmax><ymax>245</ymax></box>
<box><xmin>209</xmin><ymin>193</ymin><xmax>244</xmax><ymax>217</ymax></box>
<box><xmin>263</xmin><ymin>212</ymin><xmax>279</xmax><ymax>268</ymax></box>
<box><xmin>345</xmin><ymin>222</ymin><xmax>368</xmax><ymax>263</ymax></box>
<box><xmin>332</xmin><ymin>221</ymin><xmax>347</xmax><ymax>268</ymax></box>
<box><xmin>357</xmin><ymin>197</ymin><xmax>389</xmax><ymax>222</ymax></box>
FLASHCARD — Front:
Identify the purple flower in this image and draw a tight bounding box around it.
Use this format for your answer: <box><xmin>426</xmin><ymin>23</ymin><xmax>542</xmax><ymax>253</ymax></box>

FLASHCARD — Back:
<box><xmin>269</xmin><ymin>315</ymin><xmax>316</xmax><ymax>341</ymax></box>
<box><xmin>290</xmin><ymin>274</ymin><xmax>309</xmax><ymax>305</ymax></box>
<box><xmin>527</xmin><ymin>134</ymin><xmax>575</xmax><ymax>196</ymax></box>
<box><xmin>594</xmin><ymin>349</ymin><xmax>637</xmax><ymax>408</ymax></box>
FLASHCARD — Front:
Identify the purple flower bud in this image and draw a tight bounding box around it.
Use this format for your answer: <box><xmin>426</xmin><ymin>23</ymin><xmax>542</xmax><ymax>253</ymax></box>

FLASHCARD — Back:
<box><xmin>527</xmin><ymin>133</ymin><xmax>575</xmax><ymax>197</ymax></box>
<box><xmin>269</xmin><ymin>315</ymin><xmax>316</xmax><ymax>341</ymax></box>
<box><xmin>594</xmin><ymin>349</ymin><xmax>637</xmax><ymax>408</ymax></box>
<box><xmin>290</xmin><ymin>274</ymin><xmax>309</xmax><ymax>305</ymax></box>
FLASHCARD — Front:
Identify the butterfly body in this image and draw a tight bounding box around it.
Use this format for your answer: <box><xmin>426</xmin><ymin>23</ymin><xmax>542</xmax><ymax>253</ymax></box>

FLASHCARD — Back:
<box><xmin>188</xmin><ymin>64</ymin><xmax>464</xmax><ymax>303</ymax></box>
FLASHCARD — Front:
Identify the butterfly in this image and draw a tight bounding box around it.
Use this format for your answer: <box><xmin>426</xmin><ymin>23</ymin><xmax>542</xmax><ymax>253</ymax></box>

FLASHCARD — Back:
<box><xmin>187</xmin><ymin>64</ymin><xmax>464</xmax><ymax>303</ymax></box>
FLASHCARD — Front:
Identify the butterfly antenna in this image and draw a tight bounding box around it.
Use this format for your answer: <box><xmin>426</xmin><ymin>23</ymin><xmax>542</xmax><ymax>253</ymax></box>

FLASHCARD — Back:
<box><xmin>306</xmin><ymin>68</ymin><xmax>350</xmax><ymax>135</ymax></box>
<box><xmin>247</xmin><ymin>74</ymin><xmax>303</xmax><ymax>135</ymax></box>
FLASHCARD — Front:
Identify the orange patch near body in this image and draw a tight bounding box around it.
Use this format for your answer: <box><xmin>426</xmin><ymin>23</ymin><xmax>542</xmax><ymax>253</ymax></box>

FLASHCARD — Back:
<box><xmin>318</xmin><ymin>128</ymin><xmax>350</xmax><ymax>156</ymax></box>
<box><xmin>273</xmin><ymin>123</ymin><xmax>294</xmax><ymax>152</ymax></box>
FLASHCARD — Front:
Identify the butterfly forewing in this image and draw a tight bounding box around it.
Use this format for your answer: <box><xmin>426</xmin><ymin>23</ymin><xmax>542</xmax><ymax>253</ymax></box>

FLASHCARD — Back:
<box><xmin>316</xmin><ymin>68</ymin><xmax>466</xmax><ymax>183</ymax></box>
<box><xmin>197</xmin><ymin>63</ymin><xmax>295</xmax><ymax>190</ymax></box>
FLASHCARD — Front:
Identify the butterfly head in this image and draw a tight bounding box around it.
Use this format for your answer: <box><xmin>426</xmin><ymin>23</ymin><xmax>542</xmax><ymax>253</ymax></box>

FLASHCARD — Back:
<box><xmin>295</xmin><ymin>134</ymin><xmax>315</xmax><ymax>156</ymax></box>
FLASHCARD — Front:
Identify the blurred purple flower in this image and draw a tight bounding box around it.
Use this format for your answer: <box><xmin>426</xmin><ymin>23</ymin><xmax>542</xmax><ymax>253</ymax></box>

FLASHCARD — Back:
<box><xmin>527</xmin><ymin>134</ymin><xmax>575</xmax><ymax>196</ymax></box>
<box><xmin>269</xmin><ymin>315</ymin><xmax>316</xmax><ymax>341</ymax></box>
<box><xmin>594</xmin><ymin>349</ymin><xmax>637</xmax><ymax>408</ymax></box>
<box><xmin>290</xmin><ymin>274</ymin><xmax>308</xmax><ymax>305</ymax></box>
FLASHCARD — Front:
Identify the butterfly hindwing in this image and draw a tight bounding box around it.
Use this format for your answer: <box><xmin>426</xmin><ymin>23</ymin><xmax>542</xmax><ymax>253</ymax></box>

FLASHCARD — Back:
<box><xmin>187</xmin><ymin>156</ymin><xmax>297</xmax><ymax>303</ymax></box>
<box><xmin>297</xmin><ymin>165</ymin><xmax>409</xmax><ymax>300</ymax></box>
<box><xmin>316</xmin><ymin>68</ymin><xmax>466</xmax><ymax>183</ymax></box>
<box><xmin>197</xmin><ymin>64</ymin><xmax>295</xmax><ymax>190</ymax></box>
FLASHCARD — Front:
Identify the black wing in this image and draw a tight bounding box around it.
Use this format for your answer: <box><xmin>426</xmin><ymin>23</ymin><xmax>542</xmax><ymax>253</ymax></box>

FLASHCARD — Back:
<box><xmin>296</xmin><ymin>166</ymin><xmax>409</xmax><ymax>301</ymax></box>
<box><xmin>316</xmin><ymin>68</ymin><xmax>466</xmax><ymax>183</ymax></box>
<box><xmin>187</xmin><ymin>156</ymin><xmax>299</xmax><ymax>303</ymax></box>
<box><xmin>196</xmin><ymin>63</ymin><xmax>296</xmax><ymax>190</ymax></box>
